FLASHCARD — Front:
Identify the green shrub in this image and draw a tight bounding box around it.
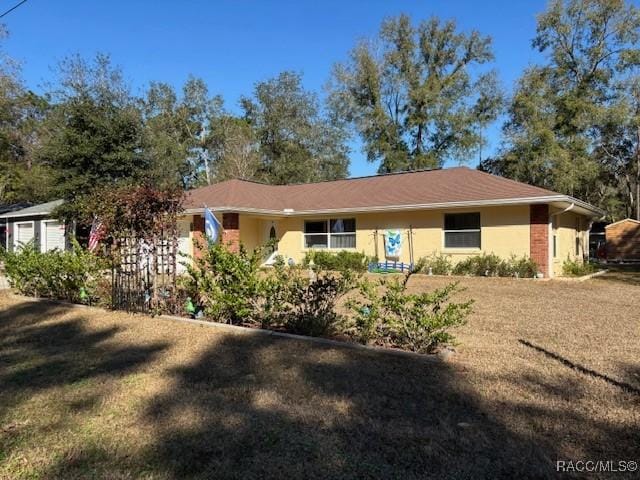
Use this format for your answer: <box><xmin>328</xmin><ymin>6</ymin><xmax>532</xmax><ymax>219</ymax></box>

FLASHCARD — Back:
<box><xmin>282</xmin><ymin>273</ymin><xmax>355</xmax><ymax>337</ymax></box>
<box><xmin>453</xmin><ymin>253</ymin><xmax>505</xmax><ymax>276</ymax></box>
<box><xmin>508</xmin><ymin>255</ymin><xmax>538</xmax><ymax>278</ymax></box>
<box><xmin>303</xmin><ymin>250</ymin><xmax>374</xmax><ymax>273</ymax></box>
<box><xmin>0</xmin><ymin>240</ymin><xmax>108</xmax><ymax>302</ymax></box>
<box><xmin>181</xmin><ymin>242</ymin><xmax>357</xmax><ymax>335</ymax></box>
<box><xmin>452</xmin><ymin>253</ymin><xmax>538</xmax><ymax>278</ymax></box>
<box><xmin>347</xmin><ymin>273</ymin><xmax>472</xmax><ymax>353</ymax></box>
<box><xmin>347</xmin><ymin>279</ymin><xmax>383</xmax><ymax>344</ymax></box>
<box><xmin>261</xmin><ymin>260</ymin><xmax>358</xmax><ymax>336</ymax></box>
<box><xmin>181</xmin><ymin>242</ymin><xmax>264</xmax><ymax>324</ymax></box>
<box><xmin>258</xmin><ymin>259</ymin><xmax>300</xmax><ymax>328</ymax></box>
<box><xmin>562</xmin><ymin>258</ymin><xmax>597</xmax><ymax>277</ymax></box>
<box><xmin>181</xmin><ymin>242</ymin><xmax>471</xmax><ymax>350</ymax></box>
<box><xmin>413</xmin><ymin>252</ymin><xmax>453</xmax><ymax>275</ymax></box>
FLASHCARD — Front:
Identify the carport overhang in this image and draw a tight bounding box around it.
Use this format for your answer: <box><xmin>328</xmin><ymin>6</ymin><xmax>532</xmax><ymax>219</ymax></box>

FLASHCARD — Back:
<box><xmin>548</xmin><ymin>197</ymin><xmax>605</xmax><ymax>219</ymax></box>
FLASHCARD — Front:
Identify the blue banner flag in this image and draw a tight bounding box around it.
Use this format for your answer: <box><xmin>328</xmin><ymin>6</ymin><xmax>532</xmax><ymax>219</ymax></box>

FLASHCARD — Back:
<box><xmin>384</xmin><ymin>230</ymin><xmax>402</xmax><ymax>258</ymax></box>
<box><xmin>204</xmin><ymin>207</ymin><xmax>220</xmax><ymax>243</ymax></box>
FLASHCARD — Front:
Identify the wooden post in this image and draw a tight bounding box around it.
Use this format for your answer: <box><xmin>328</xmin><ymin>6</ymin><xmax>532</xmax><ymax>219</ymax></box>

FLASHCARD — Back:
<box><xmin>408</xmin><ymin>225</ymin><xmax>414</xmax><ymax>266</ymax></box>
<box><xmin>374</xmin><ymin>228</ymin><xmax>379</xmax><ymax>260</ymax></box>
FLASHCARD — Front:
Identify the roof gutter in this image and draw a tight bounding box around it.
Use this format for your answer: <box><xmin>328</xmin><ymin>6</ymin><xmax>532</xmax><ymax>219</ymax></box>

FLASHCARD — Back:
<box><xmin>182</xmin><ymin>195</ymin><xmax>604</xmax><ymax>218</ymax></box>
<box><xmin>551</xmin><ymin>202</ymin><xmax>575</xmax><ymax>218</ymax></box>
<box><xmin>0</xmin><ymin>210</ymin><xmax>56</xmax><ymax>219</ymax></box>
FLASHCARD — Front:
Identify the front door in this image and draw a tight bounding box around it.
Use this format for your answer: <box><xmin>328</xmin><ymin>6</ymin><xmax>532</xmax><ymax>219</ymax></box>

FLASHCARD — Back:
<box><xmin>263</xmin><ymin>221</ymin><xmax>279</xmax><ymax>264</ymax></box>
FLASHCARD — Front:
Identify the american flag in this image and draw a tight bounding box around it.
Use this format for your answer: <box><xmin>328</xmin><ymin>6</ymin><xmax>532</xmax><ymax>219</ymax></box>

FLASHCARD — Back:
<box><xmin>88</xmin><ymin>216</ymin><xmax>105</xmax><ymax>252</ymax></box>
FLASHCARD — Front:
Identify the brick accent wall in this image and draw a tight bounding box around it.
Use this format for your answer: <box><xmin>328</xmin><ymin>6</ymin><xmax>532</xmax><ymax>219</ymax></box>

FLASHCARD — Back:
<box><xmin>192</xmin><ymin>215</ymin><xmax>205</xmax><ymax>258</ymax></box>
<box><xmin>222</xmin><ymin>212</ymin><xmax>240</xmax><ymax>253</ymax></box>
<box><xmin>530</xmin><ymin>204</ymin><xmax>549</xmax><ymax>277</ymax></box>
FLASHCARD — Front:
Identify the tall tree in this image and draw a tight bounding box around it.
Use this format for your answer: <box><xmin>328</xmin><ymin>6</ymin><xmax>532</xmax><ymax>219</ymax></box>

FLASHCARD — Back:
<box><xmin>594</xmin><ymin>74</ymin><xmax>640</xmax><ymax>220</ymax></box>
<box><xmin>483</xmin><ymin>0</ymin><xmax>640</xmax><ymax>219</ymax></box>
<box><xmin>181</xmin><ymin>77</ymin><xmax>222</xmax><ymax>186</ymax></box>
<box><xmin>38</xmin><ymin>53</ymin><xmax>146</xmax><ymax>205</ymax></box>
<box><xmin>207</xmin><ymin>114</ymin><xmax>261</xmax><ymax>182</ymax></box>
<box><xmin>141</xmin><ymin>77</ymin><xmax>222</xmax><ymax>189</ymax></box>
<box><xmin>329</xmin><ymin>14</ymin><xmax>502</xmax><ymax>173</ymax></box>
<box><xmin>241</xmin><ymin>71</ymin><xmax>349</xmax><ymax>184</ymax></box>
<box><xmin>0</xmin><ymin>26</ymin><xmax>53</xmax><ymax>203</ymax></box>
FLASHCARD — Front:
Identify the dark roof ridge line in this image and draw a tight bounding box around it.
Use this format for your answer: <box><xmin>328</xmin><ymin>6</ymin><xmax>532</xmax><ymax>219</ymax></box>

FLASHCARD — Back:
<box><xmin>204</xmin><ymin>166</ymin><xmax>462</xmax><ymax>190</ymax></box>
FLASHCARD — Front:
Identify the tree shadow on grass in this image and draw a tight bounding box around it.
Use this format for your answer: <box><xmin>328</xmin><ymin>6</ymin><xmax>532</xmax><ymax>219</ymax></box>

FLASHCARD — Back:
<box><xmin>0</xmin><ymin>301</ymin><xmax>168</xmax><ymax>398</ymax></box>
<box><xmin>620</xmin><ymin>363</ymin><xmax>640</xmax><ymax>391</ymax></box>
<box><xmin>492</xmin><ymin>363</ymin><xmax>640</xmax><ymax>468</ymax></box>
<box><xmin>12</xmin><ymin>300</ymin><xmax>636</xmax><ymax>479</ymax></box>
<box><xmin>136</xmin><ymin>334</ymin><xmax>558</xmax><ymax>480</ymax></box>
<box><xmin>519</xmin><ymin>339</ymin><xmax>640</xmax><ymax>396</ymax></box>
<box><xmin>0</xmin><ymin>300</ymin><xmax>169</xmax><ymax>465</ymax></box>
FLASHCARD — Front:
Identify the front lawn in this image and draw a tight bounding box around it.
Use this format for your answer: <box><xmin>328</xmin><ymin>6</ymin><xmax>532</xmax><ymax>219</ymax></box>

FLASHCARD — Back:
<box><xmin>0</xmin><ymin>274</ymin><xmax>638</xmax><ymax>479</ymax></box>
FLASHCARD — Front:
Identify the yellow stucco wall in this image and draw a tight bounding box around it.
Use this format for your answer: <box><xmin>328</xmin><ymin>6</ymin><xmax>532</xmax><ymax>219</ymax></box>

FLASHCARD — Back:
<box><xmin>239</xmin><ymin>215</ymin><xmax>261</xmax><ymax>252</ymax></box>
<box><xmin>182</xmin><ymin>207</ymin><xmax>592</xmax><ymax>277</ymax></box>
<box><xmin>271</xmin><ymin>205</ymin><xmax>531</xmax><ymax>265</ymax></box>
<box><xmin>551</xmin><ymin>208</ymin><xmax>589</xmax><ymax>275</ymax></box>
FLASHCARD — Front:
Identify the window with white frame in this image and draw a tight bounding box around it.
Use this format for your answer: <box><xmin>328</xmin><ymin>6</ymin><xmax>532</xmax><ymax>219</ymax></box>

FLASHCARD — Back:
<box><xmin>304</xmin><ymin>218</ymin><xmax>356</xmax><ymax>249</ymax></box>
<box><xmin>444</xmin><ymin>213</ymin><xmax>481</xmax><ymax>249</ymax></box>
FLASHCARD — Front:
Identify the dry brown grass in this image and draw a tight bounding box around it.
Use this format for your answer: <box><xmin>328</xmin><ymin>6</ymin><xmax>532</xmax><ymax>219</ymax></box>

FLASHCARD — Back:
<box><xmin>0</xmin><ymin>272</ymin><xmax>638</xmax><ymax>479</ymax></box>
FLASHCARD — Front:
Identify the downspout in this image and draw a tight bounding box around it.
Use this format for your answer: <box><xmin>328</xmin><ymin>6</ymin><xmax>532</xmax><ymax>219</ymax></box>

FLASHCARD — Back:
<box><xmin>548</xmin><ymin>203</ymin><xmax>575</xmax><ymax>278</ymax></box>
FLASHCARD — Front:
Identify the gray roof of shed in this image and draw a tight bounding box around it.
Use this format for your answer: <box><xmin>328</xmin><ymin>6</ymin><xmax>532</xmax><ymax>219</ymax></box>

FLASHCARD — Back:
<box><xmin>0</xmin><ymin>202</ymin><xmax>31</xmax><ymax>215</ymax></box>
<box><xmin>0</xmin><ymin>199</ymin><xmax>64</xmax><ymax>219</ymax></box>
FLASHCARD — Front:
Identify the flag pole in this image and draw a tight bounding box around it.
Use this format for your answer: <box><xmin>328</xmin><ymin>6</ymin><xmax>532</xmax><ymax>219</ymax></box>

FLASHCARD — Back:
<box><xmin>202</xmin><ymin>203</ymin><xmax>222</xmax><ymax>227</ymax></box>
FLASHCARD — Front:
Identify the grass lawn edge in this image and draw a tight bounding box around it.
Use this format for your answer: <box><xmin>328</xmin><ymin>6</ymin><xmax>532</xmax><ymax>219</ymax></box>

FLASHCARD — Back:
<box><xmin>6</xmin><ymin>291</ymin><xmax>444</xmax><ymax>363</ymax></box>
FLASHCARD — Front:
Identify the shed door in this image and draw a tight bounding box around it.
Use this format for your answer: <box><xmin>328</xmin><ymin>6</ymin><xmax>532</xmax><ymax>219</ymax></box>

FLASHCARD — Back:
<box><xmin>15</xmin><ymin>223</ymin><xmax>34</xmax><ymax>249</ymax></box>
<box><xmin>44</xmin><ymin>221</ymin><xmax>65</xmax><ymax>251</ymax></box>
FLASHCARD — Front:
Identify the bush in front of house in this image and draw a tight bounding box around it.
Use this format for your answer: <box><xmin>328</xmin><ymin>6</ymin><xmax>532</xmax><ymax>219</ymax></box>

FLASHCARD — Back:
<box><xmin>452</xmin><ymin>253</ymin><xmax>538</xmax><ymax>278</ymax></box>
<box><xmin>261</xmin><ymin>261</ymin><xmax>357</xmax><ymax>336</ymax></box>
<box><xmin>0</xmin><ymin>240</ymin><xmax>108</xmax><ymax>301</ymax></box>
<box><xmin>413</xmin><ymin>252</ymin><xmax>453</xmax><ymax>275</ymax></box>
<box><xmin>281</xmin><ymin>272</ymin><xmax>355</xmax><ymax>337</ymax></box>
<box><xmin>181</xmin><ymin>242</ymin><xmax>264</xmax><ymax>324</ymax></box>
<box><xmin>452</xmin><ymin>253</ymin><xmax>505</xmax><ymax>276</ymax></box>
<box><xmin>179</xmin><ymin>242</ymin><xmax>474</xmax><ymax>353</ymax></box>
<box><xmin>508</xmin><ymin>255</ymin><xmax>539</xmax><ymax>278</ymax></box>
<box><xmin>346</xmin><ymin>272</ymin><xmax>473</xmax><ymax>353</ymax></box>
<box><xmin>303</xmin><ymin>250</ymin><xmax>375</xmax><ymax>273</ymax></box>
<box><xmin>182</xmin><ymin>241</ymin><xmax>358</xmax><ymax>336</ymax></box>
<box><xmin>562</xmin><ymin>258</ymin><xmax>597</xmax><ymax>277</ymax></box>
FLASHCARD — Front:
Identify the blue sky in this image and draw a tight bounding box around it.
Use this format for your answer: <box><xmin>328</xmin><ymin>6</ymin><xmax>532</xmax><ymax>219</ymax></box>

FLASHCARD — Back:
<box><xmin>2</xmin><ymin>0</ymin><xmax>550</xmax><ymax>177</ymax></box>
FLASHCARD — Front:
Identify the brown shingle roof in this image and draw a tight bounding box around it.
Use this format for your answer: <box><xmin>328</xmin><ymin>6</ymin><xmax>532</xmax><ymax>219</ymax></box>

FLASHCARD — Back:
<box><xmin>184</xmin><ymin>167</ymin><xmax>569</xmax><ymax>214</ymax></box>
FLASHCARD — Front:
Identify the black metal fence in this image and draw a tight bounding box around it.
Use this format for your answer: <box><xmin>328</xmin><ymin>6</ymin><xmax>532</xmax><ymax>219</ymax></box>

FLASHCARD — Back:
<box><xmin>111</xmin><ymin>232</ymin><xmax>181</xmax><ymax>315</ymax></box>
